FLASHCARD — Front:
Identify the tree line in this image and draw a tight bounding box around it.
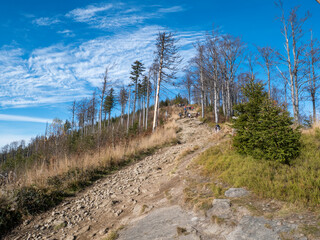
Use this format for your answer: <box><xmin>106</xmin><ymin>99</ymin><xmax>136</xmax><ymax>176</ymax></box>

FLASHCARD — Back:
<box><xmin>181</xmin><ymin>0</ymin><xmax>319</xmax><ymax>125</ymax></box>
<box><xmin>0</xmin><ymin>31</ymin><xmax>181</xmax><ymax>174</ymax></box>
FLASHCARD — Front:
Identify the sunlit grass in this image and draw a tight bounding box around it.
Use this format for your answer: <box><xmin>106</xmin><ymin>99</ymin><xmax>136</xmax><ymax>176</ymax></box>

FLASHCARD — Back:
<box><xmin>195</xmin><ymin>126</ymin><xmax>320</xmax><ymax>208</ymax></box>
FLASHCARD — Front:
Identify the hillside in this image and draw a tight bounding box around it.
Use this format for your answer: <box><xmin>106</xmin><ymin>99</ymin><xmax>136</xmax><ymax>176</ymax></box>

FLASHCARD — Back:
<box><xmin>4</xmin><ymin>113</ymin><xmax>316</xmax><ymax>240</ymax></box>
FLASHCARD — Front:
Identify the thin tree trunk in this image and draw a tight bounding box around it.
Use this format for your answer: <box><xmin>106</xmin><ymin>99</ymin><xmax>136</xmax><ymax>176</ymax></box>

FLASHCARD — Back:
<box><xmin>132</xmin><ymin>83</ymin><xmax>137</xmax><ymax>126</ymax></box>
<box><xmin>146</xmin><ymin>76</ymin><xmax>150</xmax><ymax>130</ymax></box>
<box><xmin>142</xmin><ymin>97</ymin><xmax>145</xmax><ymax>129</ymax></box>
<box><xmin>127</xmin><ymin>87</ymin><xmax>131</xmax><ymax>133</ymax></box>
<box><xmin>200</xmin><ymin>66</ymin><xmax>205</xmax><ymax>118</ymax></box>
<box><xmin>214</xmin><ymin>81</ymin><xmax>219</xmax><ymax>123</ymax></box>
<box><xmin>267</xmin><ymin>66</ymin><xmax>271</xmax><ymax>98</ymax></box>
<box><xmin>153</xmin><ymin>64</ymin><xmax>162</xmax><ymax>132</ymax></box>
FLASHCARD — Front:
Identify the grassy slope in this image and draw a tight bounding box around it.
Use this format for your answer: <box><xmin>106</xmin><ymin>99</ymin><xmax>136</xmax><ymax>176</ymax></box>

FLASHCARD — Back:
<box><xmin>196</xmin><ymin>126</ymin><xmax>320</xmax><ymax>208</ymax></box>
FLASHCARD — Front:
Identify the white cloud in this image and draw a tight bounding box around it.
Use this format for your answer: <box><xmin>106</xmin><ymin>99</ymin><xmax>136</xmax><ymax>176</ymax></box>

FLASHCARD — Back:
<box><xmin>57</xmin><ymin>29</ymin><xmax>75</xmax><ymax>37</ymax></box>
<box><xmin>0</xmin><ymin>26</ymin><xmax>203</xmax><ymax>108</ymax></box>
<box><xmin>158</xmin><ymin>6</ymin><xmax>184</xmax><ymax>13</ymax></box>
<box><xmin>0</xmin><ymin>114</ymin><xmax>52</xmax><ymax>123</ymax></box>
<box><xmin>66</xmin><ymin>3</ymin><xmax>185</xmax><ymax>30</ymax></box>
<box><xmin>33</xmin><ymin>17</ymin><xmax>61</xmax><ymax>26</ymax></box>
<box><xmin>67</xmin><ymin>3</ymin><xmax>113</xmax><ymax>23</ymax></box>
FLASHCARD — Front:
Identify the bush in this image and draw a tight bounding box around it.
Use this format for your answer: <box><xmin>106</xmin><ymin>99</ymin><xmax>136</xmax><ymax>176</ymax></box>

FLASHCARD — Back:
<box><xmin>232</xmin><ymin>80</ymin><xmax>301</xmax><ymax>164</ymax></box>
<box><xmin>0</xmin><ymin>200</ymin><xmax>21</xmax><ymax>237</ymax></box>
<box><xmin>16</xmin><ymin>187</ymin><xmax>63</xmax><ymax>215</ymax></box>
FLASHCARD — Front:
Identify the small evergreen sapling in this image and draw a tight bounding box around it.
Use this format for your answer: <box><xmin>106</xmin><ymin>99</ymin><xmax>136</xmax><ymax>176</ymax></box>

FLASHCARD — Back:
<box><xmin>232</xmin><ymin>80</ymin><xmax>301</xmax><ymax>164</ymax></box>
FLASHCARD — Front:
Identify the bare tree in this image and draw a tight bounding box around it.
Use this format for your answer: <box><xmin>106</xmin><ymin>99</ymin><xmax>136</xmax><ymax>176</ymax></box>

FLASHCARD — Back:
<box><xmin>181</xmin><ymin>70</ymin><xmax>194</xmax><ymax>104</ymax></box>
<box><xmin>150</xmin><ymin>62</ymin><xmax>159</xmax><ymax>120</ymax></box>
<box><xmin>99</xmin><ymin>67</ymin><xmax>109</xmax><ymax>132</ymax></box>
<box><xmin>89</xmin><ymin>90</ymin><xmax>97</xmax><ymax>133</ymax></box>
<box><xmin>194</xmin><ymin>43</ymin><xmax>206</xmax><ymax>118</ymax></box>
<box><xmin>152</xmin><ymin>32</ymin><xmax>180</xmax><ymax>132</ymax></box>
<box><xmin>305</xmin><ymin>30</ymin><xmax>320</xmax><ymax>122</ymax></box>
<box><xmin>257</xmin><ymin>46</ymin><xmax>275</xmax><ymax>98</ymax></box>
<box><xmin>246</xmin><ymin>51</ymin><xmax>258</xmax><ymax>81</ymax></box>
<box><xmin>219</xmin><ymin>34</ymin><xmax>244</xmax><ymax>119</ymax></box>
<box><xmin>203</xmin><ymin>29</ymin><xmax>222</xmax><ymax>123</ymax></box>
<box><xmin>69</xmin><ymin>100</ymin><xmax>76</xmax><ymax>131</ymax></box>
<box><xmin>127</xmin><ymin>84</ymin><xmax>132</xmax><ymax>133</ymax></box>
<box><xmin>276</xmin><ymin>0</ymin><xmax>309</xmax><ymax>123</ymax></box>
<box><xmin>145</xmin><ymin>72</ymin><xmax>152</xmax><ymax>130</ymax></box>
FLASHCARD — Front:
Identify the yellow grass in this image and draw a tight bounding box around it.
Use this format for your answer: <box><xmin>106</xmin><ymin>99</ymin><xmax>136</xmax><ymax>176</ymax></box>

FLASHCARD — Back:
<box><xmin>302</xmin><ymin>121</ymin><xmax>320</xmax><ymax>134</ymax></box>
<box><xmin>21</xmin><ymin>120</ymin><xmax>177</xmax><ymax>187</ymax></box>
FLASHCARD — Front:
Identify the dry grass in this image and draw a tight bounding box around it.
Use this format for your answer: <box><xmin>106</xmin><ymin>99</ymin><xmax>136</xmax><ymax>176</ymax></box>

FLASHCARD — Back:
<box><xmin>301</xmin><ymin>121</ymin><xmax>320</xmax><ymax>135</ymax></box>
<box><xmin>195</xmin><ymin>127</ymin><xmax>320</xmax><ymax>208</ymax></box>
<box><xmin>21</xmin><ymin>120</ymin><xmax>177</xmax><ymax>187</ymax></box>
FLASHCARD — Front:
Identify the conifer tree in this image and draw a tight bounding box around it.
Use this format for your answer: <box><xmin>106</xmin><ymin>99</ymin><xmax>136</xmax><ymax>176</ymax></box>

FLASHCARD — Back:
<box><xmin>104</xmin><ymin>88</ymin><xmax>115</xmax><ymax>126</ymax></box>
<box><xmin>130</xmin><ymin>60</ymin><xmax>145</xmax><ymax>126</ymax></box>
<box><xmin>232</xmin><ymin>79</ymin><xmax>301</xmax><ymax>164</ymax></box>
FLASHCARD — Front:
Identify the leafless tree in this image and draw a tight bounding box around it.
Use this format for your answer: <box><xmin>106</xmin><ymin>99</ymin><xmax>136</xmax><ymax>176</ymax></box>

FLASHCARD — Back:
<box><xmin>181</xmin><ymin>70</ymin><xmax>194</xmax><ymax>104</ymax></box>
<box><xmin>69</xmin><ymin>100</ymin><xmax>76</xmax><ymax>131</ymax></box>
<box><xmin>257</xmin><ymin>46</ymin><xmax>275</xmax><ymax>98</ymax></box>
<box><xmin>89</xmin><ymin>90</ymin><xmax>97</xmax><ymax>133</ymax></box>
<box><xmin>276</xmin><ymin>0</ymin><xmax>309</xmax><ymax>123</ymax></box>
<box><xmin>99</xmin><ymin>67</ymin><xmax>109</xmax><ymax>132</ymax></box>
<box><xmin>119</xmin><ymin>86</ymin><xmax>128</xmax><ymax>126</ymax></box>
<box><xmin>152</xmin><ymin>32</ymin><xmax>180</xmax><ymax>131</ymax></box>
<box><xmin>127</xmin><ymin>84</ymin><xmax>132</xmax><ymax>133</ymax></box>
<box><xmin>194</xmin><ymin>43</ymin><xmax>206</xmax><ymax>118</ymax></box>
<box><xmin>305</xmin><ymin>30</ymin><xmax>320</xmax><ymax>122</ymax></box>
<box><xmin>145</xmin><ymin>70</ymin><xmax>152</xmax><ymax>129</ymax></box>
<box><xmin>203</xmin><ymin>29</ymin><xmax>221</xmax><ymax>123</ymax></box>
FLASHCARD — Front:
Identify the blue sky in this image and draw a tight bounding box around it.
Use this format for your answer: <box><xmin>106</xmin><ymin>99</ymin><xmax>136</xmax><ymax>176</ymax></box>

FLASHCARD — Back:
<box><xmin>0</xmin><ymin>0</ymin><xmax>319</xmax><ymax>147</ymax></box>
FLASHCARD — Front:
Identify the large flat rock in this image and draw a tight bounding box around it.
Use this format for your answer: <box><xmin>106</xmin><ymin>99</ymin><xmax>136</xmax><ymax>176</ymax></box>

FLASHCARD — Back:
<box><xmin>226</xmin><ymin>215</ymin><xmax>297</xmax><ymax>240</ymax></box>
<box><xmin>118</xmin><ymin>206</ymin><xmax>201</xmax><ymax>240</ymax></box>
<box><xmin>225</xmin><ymin>188</ymin><xmax>249</xmax><ymax>198</ymax></box>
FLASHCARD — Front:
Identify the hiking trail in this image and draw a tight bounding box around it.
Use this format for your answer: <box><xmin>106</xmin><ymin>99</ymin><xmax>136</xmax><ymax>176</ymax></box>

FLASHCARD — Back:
<box><xmin>6</xmin><ymin>115</ymin><xmax>310</xmax><ymax>240</ymax></box>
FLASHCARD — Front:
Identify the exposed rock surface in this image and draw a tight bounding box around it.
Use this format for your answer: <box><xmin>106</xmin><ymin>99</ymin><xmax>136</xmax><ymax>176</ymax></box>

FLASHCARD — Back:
<box><xmin>118</xmin><ymin>206</ymin><xmax>202</xmax><ymax>240</ymax></box>
<box><xmin>206</xmin><ymin>199</ymin><xmax>231</xmax><ymax>219</ymax></box>
<box><xmin>224</xmin><ymin>188</ymin><xmax>249</xmax><ymax>198</ymax></box>
<box><xmin>227</xmin><ymin>216</ymin><xmax>296</xmax><ymax>240</ymax></box>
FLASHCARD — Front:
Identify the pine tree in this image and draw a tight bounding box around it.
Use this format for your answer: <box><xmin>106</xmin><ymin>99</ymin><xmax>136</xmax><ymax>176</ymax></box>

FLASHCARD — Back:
<box><xmin>232</xmin><ymin>79</ymin><xmax>301</xmax><ymax>164</ymax></box>
<box><xmin>104</xmin><ymin>88</ymin><xmax>115</xmax><ymax>126</ymax></box>
<box><xmin>130</xmin><ymin>60</ymin><xmax>145</xmax><ymax>126</ymax></box>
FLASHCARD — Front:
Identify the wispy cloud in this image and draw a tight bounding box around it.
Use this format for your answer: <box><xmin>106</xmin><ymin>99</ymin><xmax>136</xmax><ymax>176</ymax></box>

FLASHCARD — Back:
<box><xmin>1</xmin><ymin>2</ymin><xmax>201</xmax><ymax>109</ymax></box>
<box><xmin>67</xmin><ymin>4</ymin><xmax>113</xmax><ymax>23</ymax></box>
<box><xmin>66</xmin><ymin>3</ymin><xmax>185</xmax><ymax>30</ymax></box>
<box><xmin>57</xmin><ymin>29</ymin><xmax>75</xmax><ymax>37</ymax></box>
<box><xmin>158</xmin><ymin>6</ymin><xmax>184</xmax><ymax>13</ymax></box>
<box><xmin>0</xmin><ymin>27</ymin><xmax>202</xmax><ymax>108</ymax></box>
<box><xmin>0</xmin><ymin>114</ymin><xmax>52</xmax><ymax>123</ymax></box>
<box><xmin>66</xmin><ymin>3</ymin><xmax>147</xmax><ymax>30</ymax></box>
<box><xmin>33</xmin><ymin>17</ymin><xmax>61</xmax><ymax>26</ymax></box>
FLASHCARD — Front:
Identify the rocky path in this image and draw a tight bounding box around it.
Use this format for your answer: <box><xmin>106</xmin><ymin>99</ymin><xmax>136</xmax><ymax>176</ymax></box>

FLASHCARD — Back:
<box><xmin>6</xmin><ymin>117</ymin><xmax>311</xmax><ymax>240</ymax></box>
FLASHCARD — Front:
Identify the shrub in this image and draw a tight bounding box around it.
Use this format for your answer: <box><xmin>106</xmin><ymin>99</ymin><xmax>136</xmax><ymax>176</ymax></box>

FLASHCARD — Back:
<box><xmin>16</xmin><ymin>187</ymin><xmax>63</xmax><ymax>215</ymax></box>
<box><xmin>0</xmin><ymin>199</ymin><xmax>21</xmax><ymax>237</ymax></box>
<box><xmin>232</xmin><ymin>80</ymin><xmax>301</xmax><ymax>164</ymax></box>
